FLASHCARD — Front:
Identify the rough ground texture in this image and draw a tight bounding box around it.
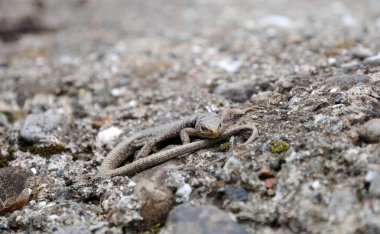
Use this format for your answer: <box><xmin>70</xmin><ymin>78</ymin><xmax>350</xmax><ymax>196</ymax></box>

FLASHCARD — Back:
<box><xmin>0</xmin><ymin>0</ymin><xmax>380</xmax><ymax>233</ymax></box>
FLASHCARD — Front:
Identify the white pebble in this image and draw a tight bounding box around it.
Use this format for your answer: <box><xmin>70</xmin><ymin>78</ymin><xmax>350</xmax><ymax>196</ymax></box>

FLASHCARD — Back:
<box><xmin>214</xmin><ymin>59</ymin><xmax>242</xmax><ymax>73</ymax></box>
<box><xmin>311</xmin><ymin>180</ymin><xmax>321</xmax><ymax>190</ymax></box>
<box><xmin>127</xmin><ymin>181</ymin><xmax>136</xmax><ymax>188</ymax></box>
<box><xmin>30</xmin><ymin>167</ymin><xmax>37</xmax><ymax>175</ymax></box>
<box><xmin>365</xmin><ymin>171</ymin><xmax>376</xmax><ymax>182</ymax></box>
<box><xmin>38</xmin><ymin>201</ymin><xmax>47</xmax><ymax>207</ymax></box>
<box><xmin>176</xmin><ymin>183</ymin><xmax>192</xmax><ymax>203</ymax></box>
<box><xmin>258</xmin><ymin>15</ymin><xmax>293</xmax><ymax>28</ymax></box>
<box><xmin>96</xmin><ymin>126</ymin><xmax>123</xmax><ymax>146</ymax></box>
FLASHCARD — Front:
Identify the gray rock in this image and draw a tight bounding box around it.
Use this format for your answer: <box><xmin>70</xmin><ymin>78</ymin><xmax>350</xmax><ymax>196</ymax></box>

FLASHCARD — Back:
<box><xmin>219</xmin><ymin>187</ymin><xmax>248</xmax><ymax>201</ymax></box>
<box><xmin>363</xmin><ymin>55</ymin><xmax>380</xmax><ymax>67</ymax></box>
<box><xmin>20</xmin><ymin>109</ymin><xmax>71</xmax><ymax>144</ymax></box>
<box><xmin>132</xmin><ymin>162</ymin><xmax>179</xmax><ymax>227</ymax></box>
<box><xmin>165</xmin><ymin>204</ymin><xmax>248</xmax><ymax>234</ymax></box>
<box><xmin>328</xmin><ymin>188</ymin><xmax>357</xmax><ymax>221</ymax></box>
<box><xmin>355</xmin><ymin>221</ymin><xmax>380</xmax><ymax>234</ymax></box>
<box><xmin>359</xmin><ymin>119</ymin><xmax>380</xmax><ymax>143</ymax></box>
<box><xmin>214</xmin><ymin>81</ymin><xmax>256</xmax><ymax>102</ymax></box>
<box><xmin>351</xmin><ymin>47</ymin><xmax>374</xmax><ymax>59</ymax></box>
<box><xmin>325</xmin><ymin>74</ymin><xmax>370</xmax><ymax>90</ymax></box>
<box><xmin>369</xmin><ymin>174</ymin><xmax>380</xmax><ymax>198</ymax></box>
<box><xmin>52</xmin><ymin>225</ymin><xmax>91</xmax><ymax>234</ymax></box>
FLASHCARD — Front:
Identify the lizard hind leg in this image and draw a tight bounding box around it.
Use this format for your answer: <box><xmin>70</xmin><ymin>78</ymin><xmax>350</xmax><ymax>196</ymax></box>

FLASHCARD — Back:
<box><xmin>135</xmin><ymin>140</ymin><xmax>157</xmax><ymax>159</ymax></box>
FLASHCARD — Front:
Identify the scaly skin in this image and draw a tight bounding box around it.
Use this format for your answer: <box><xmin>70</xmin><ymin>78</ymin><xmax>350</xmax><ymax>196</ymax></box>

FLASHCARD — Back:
<box><xmin>99</xmin><ymin>108</ymin><xmax>259</xmax><ymax>176</ymax></box>
<box><xmin>99</xmin><ymin>124</ymin><xmax>258</xmax><ymax>176</ymax></box>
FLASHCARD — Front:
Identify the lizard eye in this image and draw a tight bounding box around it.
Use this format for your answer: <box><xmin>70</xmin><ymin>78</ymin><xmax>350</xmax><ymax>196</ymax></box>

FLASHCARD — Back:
<box><xmin>200</xmin><ymin>126</ymin><xmax>206</xmax><ymax>131</ymax></box>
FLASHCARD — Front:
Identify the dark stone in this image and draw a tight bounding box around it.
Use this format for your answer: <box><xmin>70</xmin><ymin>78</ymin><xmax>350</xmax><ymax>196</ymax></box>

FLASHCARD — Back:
<box><xmin>165</xmin><ymin>205</ymin><xmax>248</xmax><ymax>234</ymax></box>
<box><xmin>219</xmin><ymin>187</ymin><xmax>248</xmax><ymax>201</ymax></box>
<box><xmin>359</xmin><ymin>119</ymin><xmax>380</xmax><ymax>143</ymax></box>
<box><xmin>0</xmin><ymin>167</ymin><xmax>33</xmax><ymax>215</ymax></box>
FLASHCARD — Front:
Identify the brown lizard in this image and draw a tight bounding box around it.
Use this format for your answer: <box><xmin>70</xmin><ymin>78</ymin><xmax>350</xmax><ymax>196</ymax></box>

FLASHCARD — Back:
<box><xmin>98</xmin><ymin>107</ymin><xmax>259</xmax><ymax>176</ymax></box>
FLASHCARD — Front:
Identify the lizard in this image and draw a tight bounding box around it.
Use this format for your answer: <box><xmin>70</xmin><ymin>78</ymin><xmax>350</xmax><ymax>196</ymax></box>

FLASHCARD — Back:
<box><xmin>98</xmin><ymin>106</ymin><xmax>259</xmax><ymax>176</ymax></box>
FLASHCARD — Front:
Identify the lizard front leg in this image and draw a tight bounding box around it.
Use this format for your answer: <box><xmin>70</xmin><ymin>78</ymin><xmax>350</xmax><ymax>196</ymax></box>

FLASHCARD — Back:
<box><xmin>180</xmin><ymin>128</ymin><xmax>198</xmax><ymax>144</ymax></box>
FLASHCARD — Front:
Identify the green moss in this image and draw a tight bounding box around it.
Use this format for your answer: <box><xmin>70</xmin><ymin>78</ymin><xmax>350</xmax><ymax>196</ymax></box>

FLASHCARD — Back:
<box><xmin>270</xmin><ymin>140</ymin><xmax>289</xmax><ymax>153</ymax></box>
<box><xmin>0</xmin><ymin>154</ymin><xmax>15</xmax><ymax>168</ymax></box>
<box><xmin>139</xmin><ymin>224</ymin><xmax>162</xmax><ymax>234</ymax></box>
<box><xmin>27</xmin><ymin>143</ymin><xmax>69</xmax><ymax>158</ymax></box>
<box><xmin>215</xmin><ymin>142</ymin><xmax>231</xmax><ymax>152</ymax></box>
<box><xmin>0</xmin><ymin>148</ymin><xmax>16</xmax><ymax>168</ymax></box>
<box><xmin>31</xmin><ymin>186</ymin><xmax>42</xmax><ymax>200</ymax></box>
<box><xmin>0</xmin><ymin>110</ymin><xmax>24</xmax><ymax>123</ymax></box>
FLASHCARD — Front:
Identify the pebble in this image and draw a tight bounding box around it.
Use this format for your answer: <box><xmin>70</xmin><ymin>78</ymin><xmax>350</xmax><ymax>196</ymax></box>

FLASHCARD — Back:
<box><xmin>363</xmin><ymin>54</ymin><xmax>380</xmax><ymax>67</ymax></box>
<box><xmin>0</xmin><ymin>167</ymin><xmax>33</xmax><ymax>215</ymax></box>
<box><xmin>369</xmin><ymin>174</ymin><xmax>380</xmax><ymax>198</ymax></box>
<box><xmin>214</xmin><ymin>58</ymin><xmax>242</xmax><ymax>73</ymax></box>
<box><xmin>325</xmin><ymin>74</ymin><xmax>370</xmax><ymax>91</ymax></box>
<box><xmin>52</xmin><ymin>225</ymin><xmax>91</xmax><ymax>234</ymax></box>
<box><xmin>359</xmin><ymin>119</ymin><xmax>380</xmax><ymax>143</ymax></box>
<box><xmin>96</xmin><ymin>126</ymin><xmax>123</xmax><ymax>146</ymax></box>
<box><xmin>20</xmin><ymin>109</ymin><xmax>71</xmax><ymax>144</ymax></box>
<box><xmin>258</xmin><ymin>15</ymin><xmax>293</xmax><ymax>28</ymax></box>
<box><xmin>214</xmin><ymin>81</ymin><xmax>256</xmax><ymax>102</ymax></box>
<box><xmin>132</xmin><ymin>163</ymin><xmax>177</xmax><ymax>227</ymax></box>
<box><xmin>219</xmin><ymin>187</ymin><xmax>248</xmax><ymax>201</ymax></box>
<box><xmin>351</xmin><ymin>46</ymin><xmax>374</xmax><ymax>59</ymax></box>
<box><xmin>175</xmin><ymin>183</ymin><xmax>192</xmax><ymax>203</ymax></box>
<box><xmin>165</xmin><ymin>205</ymin><xmax>248</xmax><ymax>234</ymax></box>
<box><xmin>257</xmin><ymin>167</ymin><xmax>274</xmax><ymax>180</ymax></box>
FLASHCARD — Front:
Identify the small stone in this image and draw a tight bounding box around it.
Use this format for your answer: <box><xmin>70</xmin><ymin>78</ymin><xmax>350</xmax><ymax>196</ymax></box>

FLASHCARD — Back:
<box><xmin>132</xmin><ymin>163</ymin><xmax>177</xmax><ymax>227</ymax></box>
<box><xmin>363</xmin><ymin>54</ymin><xmax>380</xmax><ymax>67</ymax></box>
<box><xmin>258</xmin><ymin>15</ymin><xmax>293</xmax><ymax>28</ymax></box>
<box><xmin>175</xmin><ymin>183</ymin><xmax>192</xmax><ymax>203</ymax></box>
<box><xmin>359</xmin><ymin>119</ymin><xmax>380</xmax><ymax>143</ymax></box>
<box><xmin>52</xmin><ymin>225</ymin><xmax>92</xmax><ymax>234</ymax></box>
<box><xmin>96</xmin><ymin>126</ymin><xmax>123</xmax><ymax>146</ymax></box>
<box><xmin>219</xmin><ymin>187</ymin><xmax>248</xmax><ymax>201</ymax></box>
<box><xmin>257</xmin><ymin>167</ymin><xmax>274</xmax><ymax>180</ymax></box>
<box><xmin>165</xmin><ymin>205</ymin><xmax>248</xmax><ymax>234</ymax></box>
<box><xmin>264</xmin><ymin>178</ymin><xmax>276</xmax><ymax>189</ymax></box>
<box><xmin>214</xmin><ymin>81</ymin><xmax>256</xmax><ymax>102</ymax></box>
<box><xmin>266</xmin><ymin>189</ymin><xmax>276</xmax><ymax>197</ymax></box>
<box><xmin>269</xmin><ymin>159</ymin><xmax>282</xmax><ymax>171</ymax></box>
<box><xmin>19</xmin><ymin>109</ymin><xmax>71</xmax><ymax>144</ymax></box>
<box><xmin>351</xmin><ymin>46</ymin><xmax>374</xmax><ymax>59</ymax></box>
<box><xmin>369</xmin><ymin>174</ymin><xmax>380</xmax><ymax>198</ymax></box>
<box><xmin>127</xmin><ymin>181</ymin><xmax>136</xmax><ymax>188</ymax></box>
<box><xmin>0</xmin><ymin>167</ymin><xmax>33</xmax><ymax>215</ymax></box>
<box><xmin>214</xmin><ymin>58</ymin><xmax>242</xmax><ymax>73</ymax></box>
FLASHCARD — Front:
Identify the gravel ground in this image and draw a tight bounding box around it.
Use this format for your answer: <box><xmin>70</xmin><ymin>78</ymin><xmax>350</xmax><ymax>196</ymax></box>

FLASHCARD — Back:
<box><xmin>0</xmin><ymin>0</ymin><xmax>380</xmax><ymax>233</ymax></box>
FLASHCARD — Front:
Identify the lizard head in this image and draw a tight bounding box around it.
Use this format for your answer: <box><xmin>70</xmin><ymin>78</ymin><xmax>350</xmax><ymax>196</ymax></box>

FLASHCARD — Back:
<box><xmin>195</xmin><ymin>112</ymin><xmax>223</xmax><ymax>138</ymax></box>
